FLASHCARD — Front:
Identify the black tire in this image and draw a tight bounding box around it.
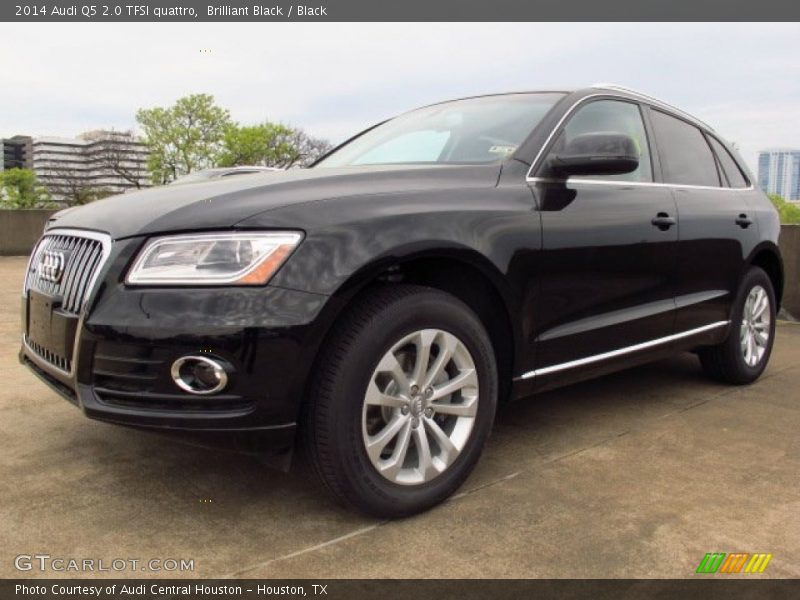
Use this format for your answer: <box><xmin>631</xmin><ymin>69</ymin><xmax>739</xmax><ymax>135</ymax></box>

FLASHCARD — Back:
<box><xmin>699</xmin><ymin>267</ymin><xmax>776</xmax><ymax>385</ymax></box>
<box><xmin>302</xmin><ymin>284</ymin><xmax>498</xmax><ymax>518</ymax></box>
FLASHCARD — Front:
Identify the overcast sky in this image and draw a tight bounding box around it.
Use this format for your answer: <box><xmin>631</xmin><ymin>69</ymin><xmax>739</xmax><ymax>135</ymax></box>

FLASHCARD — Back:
<box><xmin>1</xmin><ymin>22</ymin><xmax>798</xmax><ymax>171</ymax></box>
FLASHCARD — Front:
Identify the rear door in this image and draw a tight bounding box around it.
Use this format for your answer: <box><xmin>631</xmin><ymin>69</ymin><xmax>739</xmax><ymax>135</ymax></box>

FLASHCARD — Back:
<box><xmin>529</xmin><ymin>98</ymin><xmax>679</xmax><ymax>376</ymax></box>
<box><xmin>647</xmin><ymin>109</ymin><xmax>760</xmax><ymax>333</ymax></box>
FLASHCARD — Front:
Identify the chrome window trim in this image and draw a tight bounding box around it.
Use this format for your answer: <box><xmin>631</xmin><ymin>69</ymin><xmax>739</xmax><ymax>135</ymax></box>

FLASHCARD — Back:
<box><xmin>527</xmin><ymin>176</ymin><xmax>754</xmax><ymax>192</ymax></box>
<box><xmin>22</xmin><ymin>228</ymin><xmax>112</xmax><ymax>379</ymax></box>
<box><xmin>523</xmin><ymin>91</ymin><xmax>753</xmax><ymax>191</ymax></box>
<box><xmin>518</xmin><ymin>320</ymin><xmax>730</xmax><ymax>380</ymax></box>
<box><xmin>589</xmin><ymin>83</ymin><xmax>714</xmax><ymax>130</ymax></box>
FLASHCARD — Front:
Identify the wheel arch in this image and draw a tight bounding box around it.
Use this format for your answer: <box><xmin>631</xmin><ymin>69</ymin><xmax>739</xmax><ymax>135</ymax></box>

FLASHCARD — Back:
<box><xmin>746</xmin><ymin>243</ymin><xmax>784</xmax><ymax>310</ymax></box>
<box><xmin>300</xmin><ymin>246</ymin><xmax>521</xmax><ymax>419</ymax></box>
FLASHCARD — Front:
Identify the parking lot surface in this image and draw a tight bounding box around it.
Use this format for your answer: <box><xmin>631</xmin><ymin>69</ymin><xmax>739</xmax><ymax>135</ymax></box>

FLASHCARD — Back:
<box><xmin>1</xmin><ymin>256</ymin><xmax>798</xmax><ymax>578</ymax></box>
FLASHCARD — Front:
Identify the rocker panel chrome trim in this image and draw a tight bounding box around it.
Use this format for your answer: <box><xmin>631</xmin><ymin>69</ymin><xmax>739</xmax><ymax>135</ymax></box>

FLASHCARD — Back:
<box><xmin>519</xmin><ymin>321</ymin><xmax>730</xmax><ymax>380</ymax></box>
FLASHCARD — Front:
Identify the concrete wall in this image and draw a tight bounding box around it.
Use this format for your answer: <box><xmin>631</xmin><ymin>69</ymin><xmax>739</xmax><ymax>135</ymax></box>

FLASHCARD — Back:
<box><xmin>0</xmin><ymin>210</ymin><xmax>798</xmax><ymax>317</ymax></box>
<box><xmin>780</xmin><ymin>225</ymin><xmax>800</xmax><ymax>319</ymax></box>
<box><xmin>0</xmin><ymin>210</ymin><xmax>57</xmax><ymax>256</ymax></box>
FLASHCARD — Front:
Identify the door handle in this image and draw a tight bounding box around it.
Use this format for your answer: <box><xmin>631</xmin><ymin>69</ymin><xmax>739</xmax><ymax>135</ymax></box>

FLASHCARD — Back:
<box><xmin>736</xmin><ymin>213</ymin><xmax>753</xmax><ymax>228</ymax></box>
<box><xmin>651</xmin><ymin>212</ymin><xmax>676</xmax><ymax>231</ymax></box>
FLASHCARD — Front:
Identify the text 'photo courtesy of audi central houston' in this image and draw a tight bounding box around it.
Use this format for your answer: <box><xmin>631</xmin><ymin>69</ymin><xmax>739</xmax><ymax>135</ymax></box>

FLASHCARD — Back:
<box><xmin>20</xmin><ymin>84</ymin><xmax>783</xmax><ymax>517</ymax></box>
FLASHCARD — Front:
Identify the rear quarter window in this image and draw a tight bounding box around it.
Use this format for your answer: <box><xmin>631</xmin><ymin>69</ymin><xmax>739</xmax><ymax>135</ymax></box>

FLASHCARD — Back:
<box><xmin>708</xmin><ymin>136</ymin><xmax>749</xmax><ymax>188</ymax></box>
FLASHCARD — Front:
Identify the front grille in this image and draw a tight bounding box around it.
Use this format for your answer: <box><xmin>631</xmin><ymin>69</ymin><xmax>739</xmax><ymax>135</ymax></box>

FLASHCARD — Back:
<box><xmin>25</xmin><ymin>337</ymin><xmax>72</xmax><ymax>372</ymax></box>
<box><xmin>25</xmin><ymin>231</ymin><xmax>109</xmax><ymax>315</ymax></box>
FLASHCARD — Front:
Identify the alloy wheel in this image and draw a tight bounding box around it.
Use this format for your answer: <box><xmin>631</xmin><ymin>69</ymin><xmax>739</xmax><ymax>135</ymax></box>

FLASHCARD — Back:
<box><xmin>740</xmin><ymin>284</ymin><xmax>771</xmax><ymax>368</ymax></box>
<box><xmin>361</xmin><ymin>329</ymin><xmax>479</xmax><ymax>486</ymax></box>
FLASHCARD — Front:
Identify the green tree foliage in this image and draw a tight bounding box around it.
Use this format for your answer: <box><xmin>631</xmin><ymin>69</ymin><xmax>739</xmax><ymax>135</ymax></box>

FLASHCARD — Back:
<box><xmin>0</xmin><ymin>168</ymin><xmax>52</xmax><ymax>209</ymax></box>
<box><xmin>136</xmin><ymin>94</ymin><xmax>232</xmax><ymax>184</ymax></box>
<box><xmin>217</xmin><ymin>123</ymin><xmax>297</xmax><ymax>168</ymax></box>
<box><xmin>768</xmin><ymin>194</ymin><xmax>800</xmax><ymax>225</ymax></box>
<box><xmin>218</xmin><ymin>123</ymin><xmax>332</xmax><ymax>168</ymax></box>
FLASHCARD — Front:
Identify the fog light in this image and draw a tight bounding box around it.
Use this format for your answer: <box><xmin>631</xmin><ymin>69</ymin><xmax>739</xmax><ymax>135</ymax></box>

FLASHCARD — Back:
<box><xmin>171</xmin><ymin>356</ymin><xmax>229</xmax><ymax>395</ymax></box>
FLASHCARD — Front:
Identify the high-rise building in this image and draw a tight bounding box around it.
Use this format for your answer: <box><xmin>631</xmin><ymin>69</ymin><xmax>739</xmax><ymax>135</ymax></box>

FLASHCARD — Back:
<box><xmin>757</xmin><ymin>149</ymin><xmax>800</xmax><ymax>201</ymax></box>
<box><xmin>30</xmin><ymin>130</ymin><xmax>150</xmax><ymax>203</ymax></box>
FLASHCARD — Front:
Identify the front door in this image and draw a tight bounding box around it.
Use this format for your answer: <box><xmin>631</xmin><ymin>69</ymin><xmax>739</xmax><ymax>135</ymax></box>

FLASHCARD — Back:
<box><xmin>529</xmin><ymin>99</ymin><xmax>679</xmax><ymax>376</ymax></box>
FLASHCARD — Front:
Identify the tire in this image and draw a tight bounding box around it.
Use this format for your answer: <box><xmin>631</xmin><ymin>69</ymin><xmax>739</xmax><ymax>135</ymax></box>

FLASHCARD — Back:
<box><xmin>699</xmin><ymin>267</ymin><xmax>776</xmax><ymax>385</ymax></box>
<box><xmin>303</xmin><ymin>284</ymin><xmax>498</xmax><ymax>518</ymax></box>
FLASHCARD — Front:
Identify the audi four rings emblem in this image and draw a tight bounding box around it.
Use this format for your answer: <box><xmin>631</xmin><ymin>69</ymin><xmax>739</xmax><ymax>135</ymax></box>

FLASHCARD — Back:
<box><xmin>39</xmin><ymin>250</ymin><xmax>66</xmax><ymax>283</ymax></box>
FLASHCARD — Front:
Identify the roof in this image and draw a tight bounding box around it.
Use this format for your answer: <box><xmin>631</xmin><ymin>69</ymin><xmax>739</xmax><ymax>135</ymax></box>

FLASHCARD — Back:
<box><xmin>415</xmin><ymin>85</ymin><xmax>714</xmax><ymax>133</ymax></box>
<box><xmin>586</xmin><ymin>83</ymin><xmax>713</xmax><ymax>131</ymax></box>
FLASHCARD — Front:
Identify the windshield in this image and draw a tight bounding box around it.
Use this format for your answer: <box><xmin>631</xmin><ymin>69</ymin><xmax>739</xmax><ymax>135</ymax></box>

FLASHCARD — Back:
<box><xmin>315</xmin><ymin>93</ymin><xmax>565</xmax><ymax>168</ymax></box>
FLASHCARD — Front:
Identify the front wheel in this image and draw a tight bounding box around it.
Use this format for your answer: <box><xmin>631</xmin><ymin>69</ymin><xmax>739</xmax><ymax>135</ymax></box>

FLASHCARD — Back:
<box><xmin>699</xmin><ymin>266</ymin><xmax>776</xmax><ymax>384</ymax></box>
<box><xmin>303</xmin><ymin>285</ymin><xmax>498</xmax><ymax>518</ymax></box>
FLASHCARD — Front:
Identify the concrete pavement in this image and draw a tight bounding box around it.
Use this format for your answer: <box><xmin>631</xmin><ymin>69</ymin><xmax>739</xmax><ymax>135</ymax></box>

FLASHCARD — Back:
<box><xmin>1</xmin><ymin>256</ymin><xmax>798</xmax><ymax>579</ymax></box>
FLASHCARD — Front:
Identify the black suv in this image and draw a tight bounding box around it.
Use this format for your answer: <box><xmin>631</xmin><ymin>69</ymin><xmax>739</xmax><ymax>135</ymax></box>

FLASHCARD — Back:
<box><xmin>21</xmin><ymin>85</ymin><xmax>783</xmax><ymax>517</ymax></box>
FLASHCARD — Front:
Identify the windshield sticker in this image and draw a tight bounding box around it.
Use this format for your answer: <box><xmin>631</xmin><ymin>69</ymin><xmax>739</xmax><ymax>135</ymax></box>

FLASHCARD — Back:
<box><xmin>489</xmin><ymin>145</ymin><xmax>516</xmax><ymax>156</ymax></box>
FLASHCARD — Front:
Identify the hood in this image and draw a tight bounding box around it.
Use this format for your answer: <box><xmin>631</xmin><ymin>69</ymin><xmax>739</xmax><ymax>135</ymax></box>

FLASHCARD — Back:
<box><xmin>48</xmin><ymin>164</ymin><xmax>501</xmax><ymax>239</ymax></box>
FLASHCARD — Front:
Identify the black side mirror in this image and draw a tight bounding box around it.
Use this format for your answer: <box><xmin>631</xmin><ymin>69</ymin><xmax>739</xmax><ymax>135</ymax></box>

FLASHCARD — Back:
<box><xmin>547</xmin><ymin>132</ymin><xmax>639</xmax><ymax>177</ymax></box>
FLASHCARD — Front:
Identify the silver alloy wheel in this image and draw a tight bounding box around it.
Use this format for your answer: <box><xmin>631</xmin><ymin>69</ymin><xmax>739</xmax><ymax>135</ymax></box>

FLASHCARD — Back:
<box><xmin>362</xmin><ymin>329</ymin><xmax>479</xmax><ymax>486</ymax></box>
<box><xmin>740</xmin><ymin>285</ymin><xmax>771</xmax><ymax>367</ymax></box>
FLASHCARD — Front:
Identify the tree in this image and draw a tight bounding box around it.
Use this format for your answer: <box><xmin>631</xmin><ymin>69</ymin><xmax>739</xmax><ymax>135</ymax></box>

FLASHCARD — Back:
<box><xmin>768</xmin><ymin>194</ymin><xmax>800</xmax><ymax>225</ymax></box>
<box><xmin>286</xmin><ymin>128</ymin><xmax>333</xmax><ymax>167</ymax></box>
<box><xmin>217</xmin><ymin>123</ymin><xmax>333</xmax><ymax>169</ymax></box>
<box><xmin>40</xmin><ymin>165</ymin><xmax>112</xmax><ymax>207</ymax></box>
<box><xmin>90</xmin><ymin>130</ymin><xmax>148</xmax><ymax>189</ymax></box>
<box><xmin>136</xmin><ymin>94</ymin><xmax>231</xmax><ymax>184</ymax></box>
<box><xmin>0</xmin><ymin>168</ymin><xmax>52</xmax><ymax>209</ymax></box>
<box><xmin>217</xmin><ymin>123</ymin><xmax>296</xmax><ymax>168</ymax></box>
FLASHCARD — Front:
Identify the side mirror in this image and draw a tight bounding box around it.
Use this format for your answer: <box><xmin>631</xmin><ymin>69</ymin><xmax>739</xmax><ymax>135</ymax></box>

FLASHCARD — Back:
<box><xmin>547</xmin><ymin>132</ymin><xmax>639</xmax><ymax>177</ymax></box>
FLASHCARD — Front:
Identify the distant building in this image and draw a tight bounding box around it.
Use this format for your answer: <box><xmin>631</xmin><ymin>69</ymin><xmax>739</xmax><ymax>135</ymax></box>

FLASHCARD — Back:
<box><xmin>758</xmin><ymin>149</ymin><xmax>800</xmax><ymax>201</ymax></box>
<box><xmin>1</xmin><ymin>135</ymin><xmax>33</xmax><ymax>171</ymax></box>
<box><xmin>30</xmin><ymin>130</ymin><xmax>150</xmax><ymax>203</ymax></box>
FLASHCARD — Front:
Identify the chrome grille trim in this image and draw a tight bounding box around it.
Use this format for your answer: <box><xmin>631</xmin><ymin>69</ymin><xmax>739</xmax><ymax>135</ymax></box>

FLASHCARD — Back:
<box><xmin>23</xmin><ymin>228</ymin><xmax>112</xmax><ymax>376</ymax></box>
<box><xmin>24</xmin><ymin>229</ymin><xmax>112</xmax><ymax>315</ymax></box>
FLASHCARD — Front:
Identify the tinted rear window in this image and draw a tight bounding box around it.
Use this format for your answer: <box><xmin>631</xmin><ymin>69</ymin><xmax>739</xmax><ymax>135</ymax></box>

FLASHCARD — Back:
<box><xmin>651</xmin><ymin>110</ymin><xmax>720</xmax><ymax>187</ymax></box>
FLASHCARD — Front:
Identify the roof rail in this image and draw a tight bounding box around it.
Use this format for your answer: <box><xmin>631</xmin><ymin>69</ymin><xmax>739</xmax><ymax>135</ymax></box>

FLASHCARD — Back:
<box><xmin>590</xmin><ymin>83</ymin><xmax>714</xmax><ymax>131</ymax></box>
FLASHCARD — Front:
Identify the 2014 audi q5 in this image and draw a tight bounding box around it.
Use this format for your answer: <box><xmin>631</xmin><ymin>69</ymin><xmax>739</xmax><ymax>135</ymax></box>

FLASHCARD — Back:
<box><xmin>20</xmin><ymin>85</ymin><xmax>783</xmax><ymax>517</ymax></box>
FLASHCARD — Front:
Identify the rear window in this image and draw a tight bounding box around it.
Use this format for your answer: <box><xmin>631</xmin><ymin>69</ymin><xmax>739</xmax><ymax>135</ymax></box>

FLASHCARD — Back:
<box><xmin>708</xmin><ymin>136</ymin><xmax>749</xmax><ymax>188</ymax></box>
<box><xmin>650</xmin><ymin>110</ymin><xmax>720</xmax><ymax>187</ymax></box>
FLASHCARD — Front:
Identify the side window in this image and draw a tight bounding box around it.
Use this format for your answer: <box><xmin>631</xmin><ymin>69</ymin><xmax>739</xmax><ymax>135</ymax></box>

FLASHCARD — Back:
<box><xmin>650</xmin><ymin>110</ymin><xmax>720</xmax><ymax>187</ymax></box>
<box><xmin>708</xmin><ymin>136</ymin><xmax>749</xmax><ymax>188</ymax></box>
<box><xmin>546</xmin><ymin>100</ymin><xmax>653</xmax><ymax>182</ymax></box>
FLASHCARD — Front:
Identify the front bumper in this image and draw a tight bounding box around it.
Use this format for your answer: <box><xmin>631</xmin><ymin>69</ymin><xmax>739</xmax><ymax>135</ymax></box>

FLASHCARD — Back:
<box><xmin>20</xmin><ymin>235</ymin><xmax>334</xmax><ymax>456</ymax></box>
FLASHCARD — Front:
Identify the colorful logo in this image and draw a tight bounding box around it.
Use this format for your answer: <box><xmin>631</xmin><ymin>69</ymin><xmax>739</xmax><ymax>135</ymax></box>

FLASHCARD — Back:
<box><xmin>696</xmin><ymin>552</ymin><xmax>772</xmax><ymax>574</ymax></box>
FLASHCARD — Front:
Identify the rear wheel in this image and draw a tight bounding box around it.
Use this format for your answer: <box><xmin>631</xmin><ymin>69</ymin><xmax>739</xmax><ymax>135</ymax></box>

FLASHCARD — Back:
<box><xmin>303</xmin><ymin>285</ymin><xmax>497</xmax><ymax>518</ymax></box>
<box><xmin>699</xmin><ymin>267</ymin><xmax>776</xmax><ymax>384</ymax></box>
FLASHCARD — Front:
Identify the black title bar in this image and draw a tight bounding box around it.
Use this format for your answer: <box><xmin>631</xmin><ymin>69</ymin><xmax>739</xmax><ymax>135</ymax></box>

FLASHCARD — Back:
<box><xmin>4</xmin><ymin>579</ymin><xmax>800</xmax><ymax>600</ymax></box>
<box><xmin>3</xmin><ymin>0</ymin><xmax>800</xmax><ymax>22</ymax></box>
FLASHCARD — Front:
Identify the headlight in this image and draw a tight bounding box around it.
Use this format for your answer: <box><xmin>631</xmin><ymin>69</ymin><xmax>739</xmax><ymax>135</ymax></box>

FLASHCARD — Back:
<box><xmin>126</xmin><ymin>231</ymin><xmax>303</xmax><ymax>286</ymax></box>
